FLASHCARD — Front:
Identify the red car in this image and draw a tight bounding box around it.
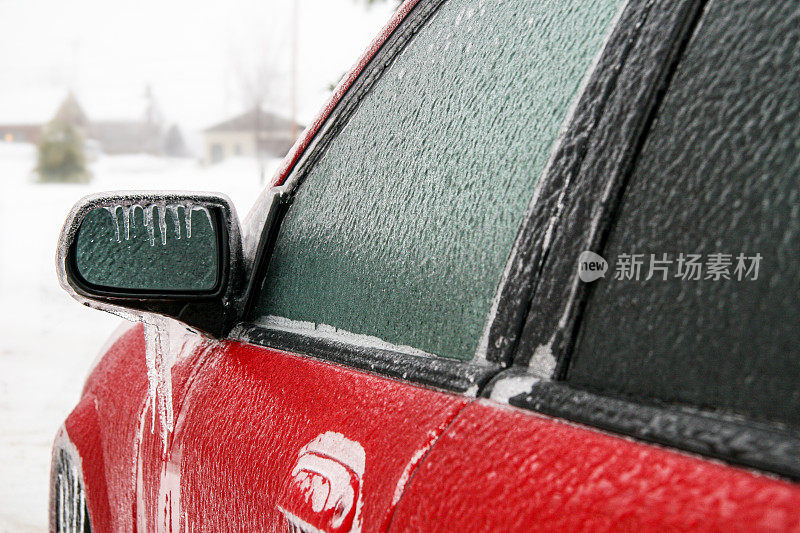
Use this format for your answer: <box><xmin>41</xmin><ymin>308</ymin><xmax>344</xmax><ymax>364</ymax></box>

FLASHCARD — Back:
<box><xmin>51</xmin><ymin>0</ymin><xmax>800</xmax><ymax>531</ymax></box>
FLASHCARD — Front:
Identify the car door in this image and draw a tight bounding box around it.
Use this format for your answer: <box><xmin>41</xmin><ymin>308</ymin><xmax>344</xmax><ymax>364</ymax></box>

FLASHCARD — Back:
<box><xmin>129</xmin><ymin>0</ymin><xmax>625</xmax><ymax>529</ymax></box>
<box><xmin>393</xmin><ymin>0</ymin><xmax>800</xmax><ymax>530</ymax></box>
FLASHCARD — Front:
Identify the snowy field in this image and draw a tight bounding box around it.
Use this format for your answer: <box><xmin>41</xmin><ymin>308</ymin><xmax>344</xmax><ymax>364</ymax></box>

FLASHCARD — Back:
<box><xmin>0</xmin><ymin>143</ymin><xmax>269</xmax><ymax>531</ymax></box>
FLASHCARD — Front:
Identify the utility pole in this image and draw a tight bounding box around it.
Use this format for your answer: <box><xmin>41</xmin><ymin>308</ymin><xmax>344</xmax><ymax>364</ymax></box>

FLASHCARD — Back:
<box><xmin>290</xmin><ymin>0</ymin><xmax>299</xmax><ymax>142</ymax></box>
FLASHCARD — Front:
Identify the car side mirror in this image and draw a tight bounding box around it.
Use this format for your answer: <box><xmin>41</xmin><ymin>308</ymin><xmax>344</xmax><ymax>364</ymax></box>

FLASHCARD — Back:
<box><xmin>57</xmin><ymin>192</ymin><xmax>245</xmax><ymax>337</ymax></box>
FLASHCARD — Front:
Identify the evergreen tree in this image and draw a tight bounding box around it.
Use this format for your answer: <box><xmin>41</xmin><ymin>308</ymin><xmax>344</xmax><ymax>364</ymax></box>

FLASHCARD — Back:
<box><xmin>162</xmin><ymin>124</ymin><xmax>188</xmax><ymax>157</ymax></box>
<box><xmin>53</xmin><ymin>91</ymin><xmax>89</xmax><ymax>129</ymax></box>
<box><xmin>36</xmin><ymin>118</ymin><xmax>91</xmax><ymax>183</ymax></box>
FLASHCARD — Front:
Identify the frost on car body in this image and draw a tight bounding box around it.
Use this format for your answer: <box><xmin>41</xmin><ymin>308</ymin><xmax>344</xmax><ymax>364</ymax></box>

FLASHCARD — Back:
<box><xmin>280</xmin><ymin>432</ymin><xmax>366</xmax><ymax>533</ymax></box>
<box><xmin>49</xmin><ymin>0</ymin><xmax>800</xmax><ymax>530</ymax></box>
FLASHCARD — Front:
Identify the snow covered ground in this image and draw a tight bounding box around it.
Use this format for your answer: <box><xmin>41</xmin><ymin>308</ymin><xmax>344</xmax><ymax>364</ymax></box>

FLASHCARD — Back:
<box><xmin>0</xmin><ymin>143</ymin><xmax>269</xmax><ymax>531</ymax></box>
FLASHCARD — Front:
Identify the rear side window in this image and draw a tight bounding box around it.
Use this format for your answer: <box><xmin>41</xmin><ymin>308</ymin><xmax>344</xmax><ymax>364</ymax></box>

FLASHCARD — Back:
<box><xmin>569</xmin><ymin>0</ymin><xmax>800</xmax><ymax>426</ymax></box>
<box><xmin>252</xmin><ymin>0</ymin><xmax>623</xmax><ymax>361</ymax></box>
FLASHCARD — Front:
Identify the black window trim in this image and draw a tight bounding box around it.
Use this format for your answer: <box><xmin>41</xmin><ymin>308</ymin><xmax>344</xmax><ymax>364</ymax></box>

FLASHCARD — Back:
<box><xmin>482</xmin><ymin>0</ymin><xmax>656</xmax><ymax>367</ymax></box>
<box><xmin>486</xmin><ymin>0</ymin><xmax>800</xmax><ymax>481</ymax></box>
<box><xmin>233</xmin><ymin>324</ymin><xmax>494</xmax><ymax>393</ymax></box>
<box><xmin>509</xmin><ymin>378</ymin><xmax>800</xmax><ymax>480</ymax></box>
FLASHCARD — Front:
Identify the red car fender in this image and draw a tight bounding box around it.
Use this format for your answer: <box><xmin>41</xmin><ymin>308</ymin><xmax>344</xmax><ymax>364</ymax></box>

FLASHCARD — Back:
<box><xmin>62</xmin><ymin>324</ymin><xmax>150</xmax><ymax>532</ymax></box>
<box><xmin>67</xmin><ymin>321</ymin><xmax>217</xmax><ymax>532</ymax></box>
<box><xmin>59</xmin><ymin>399</ymin><xmax>112</xmax><ymax>532</ymax></box>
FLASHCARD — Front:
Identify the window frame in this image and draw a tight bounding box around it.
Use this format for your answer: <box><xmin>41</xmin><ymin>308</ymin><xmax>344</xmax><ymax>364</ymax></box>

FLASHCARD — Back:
<box><xmin>489</xmin><ymin>0</ymin><xmax>800</xmax><ymax>481</ymax></box>
<box><xmin>229</xmin><ymin>0</ymin><xmax>656</xmax><ymax>396</ymax></box>
<box><xmin>232</xmin><ymin>0</ymin><xmax>503</xmax><ymax>394</ymax></box>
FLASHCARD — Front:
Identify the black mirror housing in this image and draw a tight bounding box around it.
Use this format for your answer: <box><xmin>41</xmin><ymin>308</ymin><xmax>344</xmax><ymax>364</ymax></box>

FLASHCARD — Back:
<box><xmin>57</xmin><ymin>192</ymin><xmax>245</xmax><ymax>337</ymax></box>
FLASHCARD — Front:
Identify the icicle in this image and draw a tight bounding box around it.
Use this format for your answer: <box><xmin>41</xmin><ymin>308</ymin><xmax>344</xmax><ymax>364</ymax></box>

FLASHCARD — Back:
<box><xmin>167</xmin><ymin>204</ymin><xmax>182</xmax><ymax>239</ymax></box>
<box><xmin>184</xmin><ymin>204</ymin><xmax>193</xmax><ymax>239</ymax></box>
<box><xmin>184</xmin><ymin>206</ymin><xmax>212</xmax><ymax>241</ymax></box>
<box><xmin>141</xmin><ymin>315</ymin><xmax>176</xmax><ymax>452</ymax></box>
<box><xmin>157</xmin><ymin>202</ymin><xmax>168</xmax><ymax>245</ymax></box>
<box><xmin>121</xmin><ymin>205</ymin><xmax>131</xmax><ymax>241</ymax></box>
<box><xmin>103</xmin><ymin>205</ymin><xmax>122</xmax><ymax>242</ymax></box>
<box><xmin>103</xmin><ymin>202</ymin><xmax>190</xmax><ymax>246</ymax></box>
<box><xmin>143</xmin><ymin>205</ymin><xmax>156</xmax><ymax>246</ymax></box>
<box><xmin>131</xmin><ymin>204</ymin><xmax>143</xmax><ymax>235</ymax></box>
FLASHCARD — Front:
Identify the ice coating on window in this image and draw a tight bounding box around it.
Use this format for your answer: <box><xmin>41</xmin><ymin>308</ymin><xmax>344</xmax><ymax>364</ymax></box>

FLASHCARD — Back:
<box><xmin>253</xmin><ymin>0</ymin><xmax>623</xmax><ymax>360</ymax></box>
<box><xmin>569</xmin><ymin>0</ymin><xmax>800</xmax><ymax>427</ymax></box>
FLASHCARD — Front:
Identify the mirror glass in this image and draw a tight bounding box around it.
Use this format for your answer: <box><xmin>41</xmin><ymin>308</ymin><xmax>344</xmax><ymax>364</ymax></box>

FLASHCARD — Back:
<box><xmin>74</xmin><ymin>203</ymin><xmax>220</xmax><ymax>292</ymax></box>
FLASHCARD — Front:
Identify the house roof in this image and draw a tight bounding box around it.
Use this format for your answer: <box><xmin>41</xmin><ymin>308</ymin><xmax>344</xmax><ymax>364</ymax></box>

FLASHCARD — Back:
<box><xmin>0</xmin><ymin>88</ymin><xmax>154</xmax><ymax>126</ymax></box>
<box><xmin>204</xmin><ymin>107</ymin><xmax>301</xmax><ymax>133</ymax></box>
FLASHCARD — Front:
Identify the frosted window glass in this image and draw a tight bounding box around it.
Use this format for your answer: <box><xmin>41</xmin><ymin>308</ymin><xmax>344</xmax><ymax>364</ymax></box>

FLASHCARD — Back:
<box><xmin>253</xmin><ymin>0</ymin><xmax>622</xmax><ymax>360</ymax></box>
<box><xmin>570</xmin><ymin>0</ymin><xmax>800</xmax><ymax>426</ymax></box>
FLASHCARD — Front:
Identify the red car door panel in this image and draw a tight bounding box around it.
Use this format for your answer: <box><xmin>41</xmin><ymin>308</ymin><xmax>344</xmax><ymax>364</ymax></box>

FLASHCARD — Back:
<box><xmin>391</xmin><ymin>400</ymin><xmax>800</xmax><ymax>532</ymax></box>
<box><xmin>163</xmin><ymin>340</ymin><xmax>468</xmax><ymax>531</ymax></box>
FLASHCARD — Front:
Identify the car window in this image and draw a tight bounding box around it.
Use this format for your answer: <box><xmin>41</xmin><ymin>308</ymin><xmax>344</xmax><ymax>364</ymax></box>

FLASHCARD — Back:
<box><xmin>568</xmin><ymin>0</ymin><xmax>800</xmax><ymax>426</ymax></box>
<box><xmin>251</xmin><ymin>0</ymin><xmax>624</xmax><ymax>361</ymax></box>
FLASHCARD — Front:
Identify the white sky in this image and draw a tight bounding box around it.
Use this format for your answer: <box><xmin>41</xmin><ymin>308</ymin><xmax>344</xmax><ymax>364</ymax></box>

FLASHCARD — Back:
<box><xmin>0</xmin><ymin>0</ymin><xmax>395</xmax><ymax>131</ymax></box>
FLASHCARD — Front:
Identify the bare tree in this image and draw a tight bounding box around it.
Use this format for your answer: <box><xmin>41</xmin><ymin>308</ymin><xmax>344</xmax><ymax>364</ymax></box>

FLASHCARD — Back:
<box><xmin>228</xmin><ymin>6</ymin><xmax>289</xmax><ymax>184</ymax></box>
<box><xmin>231</xmin><ymin>50</ymin><xmax>280</xmax><ymax>183</ymax></box>
<box><xmin>142</xmin><ymin>84</ymin><xmax>166</xmax><ymax>156</ymax></box>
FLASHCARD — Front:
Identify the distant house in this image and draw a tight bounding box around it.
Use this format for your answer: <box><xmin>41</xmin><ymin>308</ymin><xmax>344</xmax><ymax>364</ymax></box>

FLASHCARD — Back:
<box><xmin>0</xmin><ymin>90</ymin><xmax>187</xmax><ymax>157</ymax></box>
<box><xmin>89</xmin><ymin>121</ymin><xmax>153</xmax><ymax>155</ymax></box>
<box><xmin>0</xmin><ymin>92</ymin><xmax>87</xmax><ymax>146</ymax></box>
<box><xmin>203</xmin><ymin>107</ymin><xmax>301</xmax><ymax>164</ymax></box>
<box><xmin>0</xmin><ymin>124</ymin><xmax>42</xmax><ymax>144</ymax></box>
